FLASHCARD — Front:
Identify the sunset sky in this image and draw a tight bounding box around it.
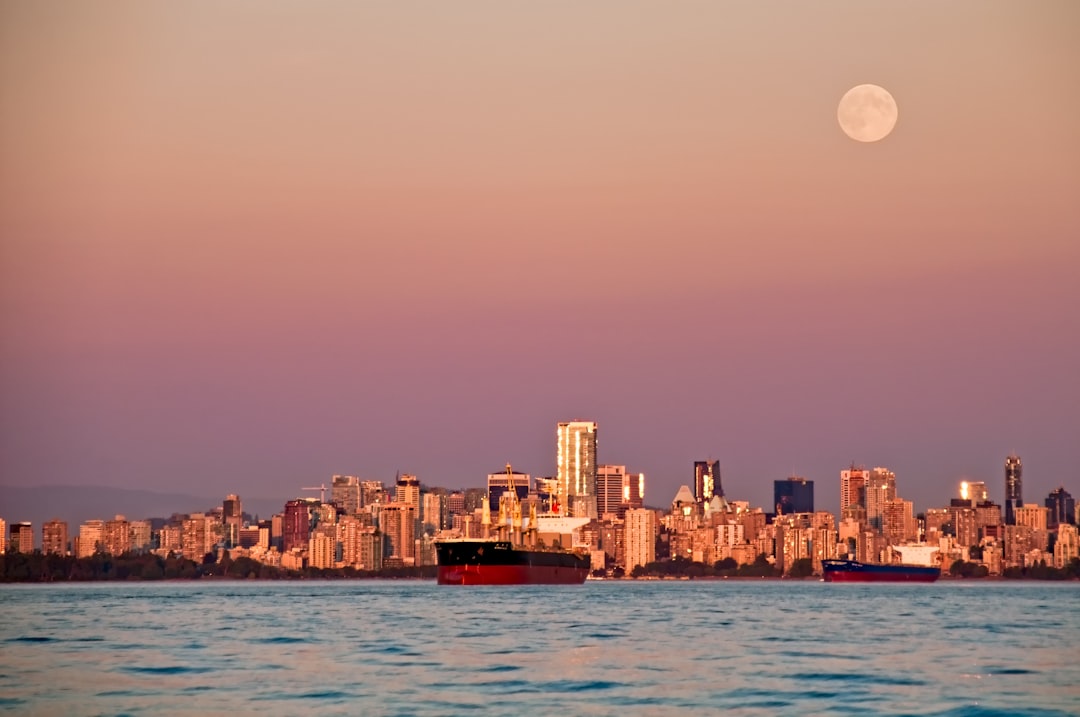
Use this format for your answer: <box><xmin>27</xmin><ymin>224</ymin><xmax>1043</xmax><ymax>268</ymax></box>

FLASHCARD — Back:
<box><xmin>2</xmin><ymin>1</ymin><xmax>1078</xmax><ymax>514</ymax></box>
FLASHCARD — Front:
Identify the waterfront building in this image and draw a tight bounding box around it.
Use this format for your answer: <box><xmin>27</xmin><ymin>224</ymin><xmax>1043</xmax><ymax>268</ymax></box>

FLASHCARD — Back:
<box><xmin>331</xmin><ymin>475</ymin><xmax>362</xmax><ymax>514</ymax></box>
<box><xmin>10</xmin><ymin>522</ymin><xmax>33</xmax><ymax>553</ymax></box>
<box><xmin>693</xmin><ymin>460</ymin><xmax>722</xmax><ymax>503</ymax></box>
<box><xmin>308</xmin><ymin>526</ymin><xmax>337</xmax><ymax>569</ymax></box>
<box><xmin>1045</xmin><ymin>487</ymin><xmax>1076</xmax><ymax>528</ymax></box>
<box><xmin>596</xmin><ymin>465</ymin><xmax>627</xmax><ymax>518</ymax></box>
<box><xmin>182</xmin><ymin>513</ymin><xmax>217</xmax><ymax>559</ymax></box>
<box><xmin>1053</xmin><ymin>523</ymin><xmax>1079</xmax><ymax>569</ymax></box>
<box><xmin>557</xmin><ymin>420</ymin><xmax>598</xmax><ymax>518</ymax></box>
<box><xmin>104</xmin><ymin>515</ymin><xmax>131</xmax><ymax>556</ymax></box>
<box><xmin>840</xmin><ymin>464</ymin><xmax>869</xmax><ymax>514</ymax></box>
<box><xmin>1004</xmin><ymin>454</ymin><xmax>1022</xmax><ymax>525</ymax></box>
<box><xmin>598</xmin><ymin>517</ymin><xmax>625</xmax><ymax>568</ymax></box>
<box><xmin>774</xmin><ymin>476</ymin><xmax>814</xmax><ymax>515</ymax></box>
<box><xmin>625</xmin><ymin>508</ymin><xmax>656</xmax><ymax>573</ymax></box>
<box><xmin>0</xmin><ymin>518</ymin><xmax>5</xmax><ymax>553</ymax></box>
<box><xmin>77</xmin><ymin>520</ymin><xmax>105</xmax><ymax>558</ymax></box>
<box><xmin>42</xmin><ymin>519</ymin><xmax>68</xmax><ymax>555</ymax></box>
<box><xmin>223</xmin><ymin>494</ymin><xmax>243</xmax><ymax>547</ymax></box>
<box><xmin>158</xmin><ymin>524</ymin><xmax>182</xmax><ymax>555</ymax></box>
<box><xmin>865</xmin><ymin>468</ymin><xmax>897</xmax><ymax>533</ymax></box>
<box><xmin>130</xmin><ymin>520</ymin><xmax>153</xmax><ymax>552</ymax></box>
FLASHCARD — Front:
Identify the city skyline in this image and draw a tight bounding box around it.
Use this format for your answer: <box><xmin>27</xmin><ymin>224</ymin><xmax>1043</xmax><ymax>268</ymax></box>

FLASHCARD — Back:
<box><xmin>2</xmin><ymin>2</ymin><xmax>1078</xmax><ymax>514</ymax></box>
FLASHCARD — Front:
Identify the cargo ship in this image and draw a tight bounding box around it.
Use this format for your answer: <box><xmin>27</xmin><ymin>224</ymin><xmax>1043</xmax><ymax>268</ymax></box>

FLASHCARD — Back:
<box><xmin>435</xmin><ymin>540</ymin><xmax>590</xmax><ymax>585</ymax></box>
<box><xmin>821</xmin><ymin>558</ymin><xmax>941</xmax><ymax>583</ymax></box>
<box><xmin>435</xmin><ymin>464</ymin><xmax>592</xmax><ymax>586</ymax></box>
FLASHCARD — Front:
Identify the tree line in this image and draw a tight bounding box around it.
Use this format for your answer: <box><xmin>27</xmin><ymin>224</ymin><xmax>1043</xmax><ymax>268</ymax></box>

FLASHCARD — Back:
<box><xmin>0</xmin><ymin>551</ymin><xmax>437</xmax><ymax>582</ymax></box>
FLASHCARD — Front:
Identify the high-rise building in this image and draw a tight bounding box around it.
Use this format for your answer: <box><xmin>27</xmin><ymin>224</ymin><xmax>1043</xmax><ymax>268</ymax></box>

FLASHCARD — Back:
<box><xmin>10</xmin><ymin>522</ymin><xmax>34</xmax><ymax>553</ymax></box>
<box><xmin>1004</xmin><ymin>454</ymin><xmax>1023</xmax><ymax>525</ymax></box>
<box><xmin>421</xmin><ymin>492</ymin><xmax>447</xmax><ymax>532</ymax></box>
<box><xmin>865</xmin><ymin>468</ymin><xmax>897</xmax><ymax>533</ymax></box>
<box><xmin>486</xmin><ymin>468</ymin><xmax>530</xmax><ymax>512</ymax></box>
<box><xmin>1045</xmin><ymin>487</ymin><xmax>1076</xmax><ymax>528</ymax></box>
<box><xmin>77</xmin><ymin>520</ymin><xmax>105</xmax><ymax>558</ymax></box>
<box><xmin>596</xmin><ymin>465</ymin><xmax>627</xmax><ymax>518</ymax></box>
<box><xmin>331</xmin><ymin>475</ymin><xmax>362</xmax><ymax>514</ymax></box>
<box><xmin>283</xmin><ymin>499</ymin><xmax>318</xmax><ymax>552</ymax></box>
<box><xmin>379</xmin><ymin>503</ymin><xmax>417</xmax><ymax>563</ymax></box>
<box><xmin>693</xmin><ymin>461</ymin><xmax>722</xmax><ymax>503</ymax></box>
<box><xmin>104</xmin><ymin>516</ymin><xmax>131</xmax><ymax>556</ymax></box>
<box><xmin>182</xmin><ymin>513</ymin><xmax>217</xmax><ymax>559</ymax></box>
<box><xmin>130</xmin><ymin>520</ymin><xmax>153</xmax><ymax>552</ymax></box>
<box><xmin>361</xmin><ymin>480</ymin><xmax>386</xmax><ymax>507</ymax></box>
<box><xmin>774</xmin><ymin>476</ymin><xmax>814</xmax><ymax>515</ymax></box>
<box><xmin>625</xmin><ymin>508</ymin><xmax>656</xmax><ymax>573</ymax></box>
<box><xmin>395</xmin><ymin>474</ymin><xmax>421</xmax><ymax>508</ymax></box>
<box><xmin>960</xmin><ymin>481</ymin><xmax>989</xmax><ymax>505</ymax></box>
<box><xmin>222</xmin><ymin>494</ymin><xmax>243</xmax><ymax>547</ymax></box>
<box><xmin>557</xmin><ymin>421</ymin><xmax>598</xmax><ymax>518</ymax></box>
<box><xmin>622</xmin><ymin>471</ymin><xmax>645</xmax><ymax>514</ymax></box>
<box><xmin>0</xmin><ymin>518</ymin><xmax>6</xmax><ymax>553</ymax></box>
<box><xmin>42</xmin><ymin>519</ymin><xmax>68</xmax><ymax>555</ymax></box>
<box><xmin>840</xmin><ymin>465</ymin><xmax>869</xmax><ymax>514</ymax></box>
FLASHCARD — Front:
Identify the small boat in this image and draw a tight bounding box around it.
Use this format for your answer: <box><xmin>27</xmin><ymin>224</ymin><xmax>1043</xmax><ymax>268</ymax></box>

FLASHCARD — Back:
<box><xmin>821</xmin><ymin>558</ymin><xmax>941</xmax><ymax>583</ymax></box>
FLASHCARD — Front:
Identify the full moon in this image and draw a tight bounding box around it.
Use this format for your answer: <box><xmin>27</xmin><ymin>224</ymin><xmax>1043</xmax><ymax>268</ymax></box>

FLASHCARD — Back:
<box><xmin>837</xmin><ymin>84</ymin><xmax>898</xmax><ymax>142</ymax></box>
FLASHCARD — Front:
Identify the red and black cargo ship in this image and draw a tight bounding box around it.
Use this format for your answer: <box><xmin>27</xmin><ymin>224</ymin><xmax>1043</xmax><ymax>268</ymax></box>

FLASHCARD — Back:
<box><xmin>435</xmin><ymin>539</ymin><xmax>590</xmax><ymax>585</ymax></box>
<box><xmin>821</xmin><ymin>558</ymin><xmax>941</xmax><ymax>583</ymax></box>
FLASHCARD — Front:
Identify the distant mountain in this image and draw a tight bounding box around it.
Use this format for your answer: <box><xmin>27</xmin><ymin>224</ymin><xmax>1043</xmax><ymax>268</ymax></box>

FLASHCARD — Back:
<box><xmin>0</xmin><ymin>484</ymin><xmax>285</xmax><ymax>532</ymax></box>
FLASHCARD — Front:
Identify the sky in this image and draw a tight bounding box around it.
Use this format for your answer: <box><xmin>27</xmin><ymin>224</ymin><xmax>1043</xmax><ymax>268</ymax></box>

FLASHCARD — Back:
<box><xmin>2</xmin><ymin>1</ymin><xmax>1078</xmax><ymax>517</ymax></box>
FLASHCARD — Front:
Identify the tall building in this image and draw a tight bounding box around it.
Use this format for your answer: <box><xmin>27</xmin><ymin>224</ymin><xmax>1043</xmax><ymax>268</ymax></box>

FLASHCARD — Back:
<box><xmin>693</xmin><ymin>460</ymin><xmax>722</xmax><ymax>503</ymax></box>
<box><xmin>623</xmin><ymin>471</ymin><xmax>645</xmax><ymax>513</ymax></box>
<box><xmin>10</xmin><ymin>522</ymin><xmax>33</xmax><ymax>553</ymax></box>
<box><xmin>42</xmin><ymin>519</ymin><xmax>69</xmax><ymax>556</ymax></box>
<box><xmin>223</xmin><ymin>494</ymin><xmax>243</xmax><ymax>547</ymax></box>
<box><xmin>0</xmin><ymin>518</ymin><xmax>5</xmax><ymax>553</ymax></box>
<box><xmin>77</xmin><ymin>520</ymin><xmax>105</xmax><ymax>558</ymax></box>
<box><xmin>960</xmin><ymin>481</ymin><xmax>989</xmax><ymax>505</ymax></box>
<box><xmin>625</xmin><ymin>508</ymin><xmax>656</xmax><ymax>573</ymax></box>
<box><xmin>865</xmin><ymin>468</ymin><xmax>897</xmax><ymax>533</ymax></box>
<box><xmin>774</xmin><ymin>476</ymin><xmax>814</xmax><ymax>515</ymax></box>
<box><xmin>840</xmin><ymin>465</ymin><xmax>869</xmax><ymax>514</ymax></box>
<box><xmin>596</xmin><ymin>465</ymin><xmax>627</xmax><ymax>518</ymax></box>
<box><xmin>486</xmin><ymin>468</ymin><xmax>530</xmax><ymax>512</ymax></box>
<box><xmin>395</xmin><ymin>474</ymin><xmax>421</xmax><ymax>510</ymax></box>
<box><xmin>130</xmin><ymin>520</ymin><xmax>153</xmax><ymax>552</ymax></box>
<box><xmin>379</xmin><ymin>503</ymin><xmax>417</xmax><ymax>563</ymax></box>
<box><xmin>557</xmin><ymin>421</ymin><xmax>598</xmax><ymax>518</ymax></box>
<box><xmin>282</xmin><ymin>499</ymin><xmax>318</xmax><ymax>552</ymax></box>
<box><xmin>181</xmin><ymin>513</ymin><xmax>217</xmax><ymax>559</ymax></box>
<box><xmin>331</xmin><ymin>475</ymin><xmax>362</xmax><ymax>514</ymax></box>
<box><xmin>1045</xmin><ymin>487</ymin><xmax>1076</xmax><ymax>528</ymax></box>
<box><xmin>103</xmin><ymin>516</ymin><xmax>131</xmax><ymax>556</ymax></box>
<box><xmin>1004</xmin><ymin>454</ymin><xmax>1023</xmax><ymax>525</ymax></box>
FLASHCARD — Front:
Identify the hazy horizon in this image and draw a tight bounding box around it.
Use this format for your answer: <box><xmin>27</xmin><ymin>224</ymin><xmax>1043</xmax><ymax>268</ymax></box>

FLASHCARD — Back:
<box><xmin>2</xmin><ymin>1</ymin><xmax>1078</xmax><ymax>517</ymax></box>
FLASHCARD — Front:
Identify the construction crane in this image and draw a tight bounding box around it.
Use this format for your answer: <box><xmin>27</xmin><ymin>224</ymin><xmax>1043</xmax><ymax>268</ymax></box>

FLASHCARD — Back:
<box><xmin>302</xmin><ymin>484</ymin><xmax>327</xmax><ymax>503</ymax></box>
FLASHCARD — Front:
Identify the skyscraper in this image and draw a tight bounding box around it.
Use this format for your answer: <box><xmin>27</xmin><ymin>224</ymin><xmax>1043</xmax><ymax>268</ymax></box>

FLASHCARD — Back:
<box><xmin>840</xmin><ymin>465</ymin><xmax>869</xmax><ymax>514</ymax></box>
<box><xmin>1004</xmin><ymin>454</ymin><xmax>1023</xmax><ymax>525</ymax></box>
<box><xmin>557</xmin><ymin>421</ymin><xmax>598</xmax><ymax>518</ymax></box>
<box><xmin>331</xmin><ymin>475</ymin><xmax>362</xmax><ymax>514</ymax></box>
<box><xmin>773</xmin><ymin>476</ymin><xmax>814</xmax><ymax>515</ymax></box>
<box><xmin>693</xmin><ymin>460</ymin><xmax>722</xmax><ymax>503</ymax></box>
<box><xmin>596</xmin><ymin>465</ymin><xmax>627</xmax><ymax>518</ymax></box>
<box><xmin>865</xmin><ymin>467</ymin><xmax>897</xmax><ymax>533</ymax></box>
<box><xmin>624</xmin><ymin>508</ymin><xmax>656</xmax><ymax>573</ymax></box>
<box><xmin>1045</xmin><ymin>487</ymin><xmax>1075</xmax><ymax>528</ymax></box>
<box><xmin>223</xmin><ymin>494</ymin><xmax>243</xmax><ymax>547</ymax></box>
<box><xmin>42</xmin><ymin>519</ymin><xmax>68</xmax><ymax>556</ymax></box>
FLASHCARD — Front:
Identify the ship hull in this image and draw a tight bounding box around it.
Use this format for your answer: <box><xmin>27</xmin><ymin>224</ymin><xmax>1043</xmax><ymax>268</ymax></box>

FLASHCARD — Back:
<box><xmin>436</xmin><ymin>540</ymin><xmax>590</xmax><ymax>585</ymax></box>
<box><xmin>822</xmin><ymin>559</ymin><xmax>940</xmax><ymax>583</ymax></box>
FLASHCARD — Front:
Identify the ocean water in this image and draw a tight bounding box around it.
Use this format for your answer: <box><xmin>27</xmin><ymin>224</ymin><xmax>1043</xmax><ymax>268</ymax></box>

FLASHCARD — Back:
<box><xmin>1</xmin><ymin>580</ymin><xmax>1077</xmax><ymax>716</ymax></box>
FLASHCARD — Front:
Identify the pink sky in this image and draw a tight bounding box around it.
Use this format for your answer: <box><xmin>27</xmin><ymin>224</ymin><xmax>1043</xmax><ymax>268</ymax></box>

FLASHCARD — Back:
<box><xmin>2</xmin><ymin>1</ymin><xmax>1078</xmax><ymax>514</ymax></box>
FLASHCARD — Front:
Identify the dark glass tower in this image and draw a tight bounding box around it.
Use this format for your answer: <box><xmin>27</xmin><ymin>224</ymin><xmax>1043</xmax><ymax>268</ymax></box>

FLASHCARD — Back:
<box><xmin>693</xmin><ymin>461</ymin><xmax>722</xmax><ymax>502</ymax></box>
<box><xmin>1045</xmin><ymin>487</ymin><xmax>1075</xmax><ymax>528</ymax></box>
<box><xmin>1004</xmin><ymin>454</ymin><xmax>1023</xmax><ymax>525</ymax></box>
<box><xmin>774</xmin><ymin>476</ymin><xmax>814</xmax><ymax>515</ymax></box>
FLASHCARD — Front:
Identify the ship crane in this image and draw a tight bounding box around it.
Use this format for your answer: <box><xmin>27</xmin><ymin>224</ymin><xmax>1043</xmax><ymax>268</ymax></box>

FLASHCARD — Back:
<box><xmin>302</xmin><ymin>484</ymin><xmax>327</xmax><ymax>503</ymax></box>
